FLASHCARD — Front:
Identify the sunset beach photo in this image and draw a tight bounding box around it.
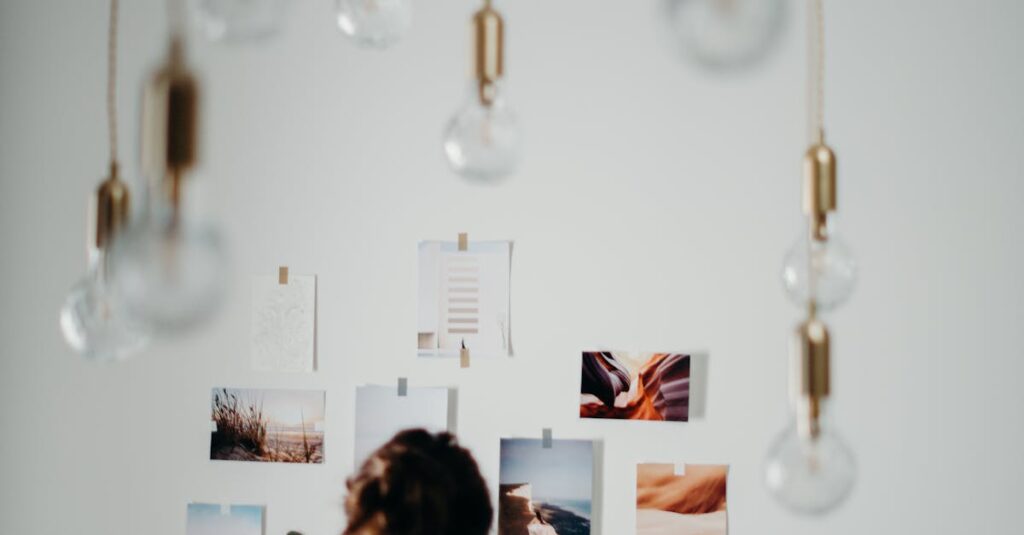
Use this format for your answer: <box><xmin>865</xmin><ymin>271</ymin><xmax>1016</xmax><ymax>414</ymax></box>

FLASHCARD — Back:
<box><xmin>209</xmin><ymin>388</ymin><xmax>325</xmax><ymax>464</ymax></box>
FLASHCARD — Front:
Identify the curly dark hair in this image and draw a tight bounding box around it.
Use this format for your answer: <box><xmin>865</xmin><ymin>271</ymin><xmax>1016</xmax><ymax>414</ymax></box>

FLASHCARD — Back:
<box><xmin>343</xmin><ymin>429</ymin><xmax>493</xmax><ymax>535</ymax></box>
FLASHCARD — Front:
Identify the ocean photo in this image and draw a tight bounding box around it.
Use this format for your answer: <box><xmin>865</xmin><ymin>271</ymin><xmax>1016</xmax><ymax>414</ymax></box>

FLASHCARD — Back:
<box><xmin>498</xmin><ymin>438</ymin><xmax>594</xmax><ymax>535</ymax></box>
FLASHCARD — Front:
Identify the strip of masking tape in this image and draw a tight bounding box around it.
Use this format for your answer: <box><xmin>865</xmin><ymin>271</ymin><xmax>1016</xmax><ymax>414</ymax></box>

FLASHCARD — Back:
<box><xmin>542</xmin><ymin>428</ymin><xmax>553</xmax><ymax>448</ymax></box>
<box><xmin>458</xmin><ymin>232</ymin><xmax>468</xmax><ymax>251</ymax></box>
<box><xmin>398</xmin><ymin>377</ymin><xmax>408</xmax><ymax>396</ymax></box>
<box><xmin>460</xmin><ymin>347</ymin><xmax>470</xmax><ymax>368</ymax></box>
<box><xmin>674</xmin><ymin>463</ymin><xmax>687</xmax><ymax>476</ymax></box>
<box><xmin>279</xmin><ymin>266</ymin><xmax>289</xmax><ymax>284</ymax></box>
<box><xmin>220</xmin><ymin>504</ymin><xmax>231</xmax><ymax>516</ymax></box>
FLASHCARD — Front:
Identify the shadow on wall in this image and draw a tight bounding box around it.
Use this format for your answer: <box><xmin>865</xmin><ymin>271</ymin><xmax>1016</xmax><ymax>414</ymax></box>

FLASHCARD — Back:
<box><xmin>689</xmin><ymin>352</ymin><xmax>710</xmax><ymax>420</ymax></box>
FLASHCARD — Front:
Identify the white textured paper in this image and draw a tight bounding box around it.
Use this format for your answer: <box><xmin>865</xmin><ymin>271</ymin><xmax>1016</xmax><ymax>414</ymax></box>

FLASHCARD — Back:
<box><xmin>251</xmin><ymin>274</ymin><xmax>316</xmax><ymax>372</ymax></box>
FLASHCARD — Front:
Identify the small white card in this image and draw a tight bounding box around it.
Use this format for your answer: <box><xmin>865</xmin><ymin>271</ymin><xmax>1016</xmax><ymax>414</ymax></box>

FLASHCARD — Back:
<box><xmin>251</xmin><ymin>274</ymin><xmax>316</xmax><ymax>372</ymax></box>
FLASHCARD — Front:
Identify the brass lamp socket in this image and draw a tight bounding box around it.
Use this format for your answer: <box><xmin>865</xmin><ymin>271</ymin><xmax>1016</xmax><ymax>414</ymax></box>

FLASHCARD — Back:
<box><xmin>803</xmin><ymin>143</ymin><xmax>836</xmax><ymax>242</ymax></box>
<box><xmin>791</xmin><ymin>317</ymin><xmax>831</xmax><ymax>440</ymax></box>
<box><xmin>141</xmin><ymin>35</ymin><xmax>199</xmax><ymax>203</ymax></box>
<box><xmin>93</xmin><ymin>163</ymin><xmax>130</xmax><ymax>250</ymax></box>
<box><xmin>473</xmin><ymin>1</ymin><xmax>504</xmax><ymax>107</ymax></box>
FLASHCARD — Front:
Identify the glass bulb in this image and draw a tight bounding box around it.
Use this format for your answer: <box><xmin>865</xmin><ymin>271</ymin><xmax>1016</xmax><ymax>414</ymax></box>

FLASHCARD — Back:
<box><xmin>109</xmin><ymin>185</ymin><xmax>227</xmax><ymax>334</ymax></box>
<box><xmin>60</xmin><ymin>248</ymin><xmax>150</xmax><ymax>361</ymax></box>
<box><xmin>443</xmin><ymin>82</ymin><xmax>522</xmax><ymax>182</ymax></box>
<box><xmin>197</xmin><ymin>0</ymin><xmax>288</xmax><ymax>42</ymax></box>
<box><xmin>661</xmin><ymin>0</ymin><xmax>785</xmax><ymax>70</ymax></box>
<box><xmin>335</xmin><ymin>0</ymin><xmax>412</xmax><ymax>49</ymax></box>
<box><xmin>765</xmin><ymin>405</ymin><xmax>856</xmax><ymax>514</ymax></box>
<box><xmin>782</xmin><ymin>225</ymin><xmax>857</xmax><ymax>311</ymax></box>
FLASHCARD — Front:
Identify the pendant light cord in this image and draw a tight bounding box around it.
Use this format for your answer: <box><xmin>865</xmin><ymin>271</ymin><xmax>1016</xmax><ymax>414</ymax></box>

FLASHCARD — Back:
<box><xmin>167</xmin><ymin>0</ymin><xmax>186</xmax><ymax>40</ymax></box>
<box><xmin>808</xmin><ymin>0</ymin><xmax>825</xmax><ymax>145</ymax></box>
<box><xmin>107</xmin><ymin>0</ymin><xmax>120</xmax><ymax>173</ymax></box>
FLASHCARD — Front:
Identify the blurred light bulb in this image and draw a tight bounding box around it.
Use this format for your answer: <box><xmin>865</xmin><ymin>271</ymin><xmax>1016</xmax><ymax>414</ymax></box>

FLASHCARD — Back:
<box><xmin>60</xmin><ymin>247</ymin><xmax>150</xmax><ymax>361</ymax></box>
<box><xmin>109</xmin><ymin>36</ymin><xmax>227</xmax><ymax>335</ymax></box>
<box><xmin>765</xmin><ymin>403</ymin><xmax>856</xmax><ymax>514</ymax></box>
<box><xmin>197</xmin><ymin>0</ymin><xmax>287</xmax><ymax>42</ymax></box>
<box><xmin>335</xmin><ymin>0</ymin><xmax>412</xmax><ymax>48</ymax></box>
<box><xmin>661</xmin><ymin>0</ymin><xmax>785</xmax><ymax>70</ymax></box>
<box><xmin>444</xmin><ymin>2</ymin><xmax>520</xmax><ymax>182</ymax></box>
<box><xmin>110</xmin><ymin>194</ymin><xmax>227</xmax><ymax>334</ymax></box>
<box><xmin>782</xmin><ymin>223</ymin><xmax>857</xmax><ymax>311</ymax></box>
<box><xmin>444</xmin><ymin>81</ymin><xmax>521</xmax><ymax>181</ymax></box>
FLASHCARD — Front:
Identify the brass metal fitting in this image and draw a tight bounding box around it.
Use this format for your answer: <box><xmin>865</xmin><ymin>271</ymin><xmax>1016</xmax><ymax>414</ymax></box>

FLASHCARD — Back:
<box><xmin>142</xmin><ymin>36</ymin><xmax>198</xmax><ymax>200</ymax></box>
<box><xmin>473</xmin><ymin>1</ymin><xmax>504</xmax><ymax>106</ymax></box>
<box><xmin>93</xmin><ymin>162</ymin><xmax>130</xmax><ymax>250</ymax></box>
<box><xmin>803</xmin><ymin>143</ymin><xmax>836</xmax><ymax>241</ymax></box>
<box><xmin>791</xmin><ymin>317</ymin><xmax>831</xmax><ymax>439</ymax></box>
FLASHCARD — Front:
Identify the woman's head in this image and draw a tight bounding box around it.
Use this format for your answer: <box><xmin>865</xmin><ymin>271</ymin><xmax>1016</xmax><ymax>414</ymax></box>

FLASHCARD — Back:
<box><xmin>344</xmin><ymin>429</ymin><xmax>493</xmax><ymax>535</ymax></box>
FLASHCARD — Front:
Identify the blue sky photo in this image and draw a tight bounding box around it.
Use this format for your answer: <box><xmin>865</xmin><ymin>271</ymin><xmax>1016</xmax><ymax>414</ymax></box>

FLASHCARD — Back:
<box><xmin>499</xmin><ymin>438</ymin><xmax>593</xmax><ymax>501</ymax></box>
<box><xmin>186</xmin><ymin>503</ymin><xmax>263</xmax><ymax>535</ymax></box>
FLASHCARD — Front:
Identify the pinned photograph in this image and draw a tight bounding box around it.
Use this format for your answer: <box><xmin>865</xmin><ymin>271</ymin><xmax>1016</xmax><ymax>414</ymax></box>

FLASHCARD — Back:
<box><xmin>498</xmin><ymin>438</ymin><xmax>593</xmax><ymax>535</ymax></box>
<box><xmin>250</xmin><ymin>273</ymin><xmax>316</xmax><ymax>372</ymax></box>
<box><xmin>353</xmin><ymin>384</ymin><xmax>450</xmax><ymax>467</ymax></box>
<box><xmin>417</xmin><ymin>239</ymin><xmax>512</xmax><ymax>359</ymax></box>
<box><xmin>580</xmin><ymin>352</ymin><xmax>690</xmax><ymax>422</ymax></box>
<box><xmin>636</xmin><ymin>463</ymin><xmax>728</xmax><ymax>535</ymax></box>
<box><xmin>210</xmin><ymin>388</ymin><xmax>325</xmax><ymax>464</ymax></box>
<box><xmin>186</xmin><ymin>503</ymin><xmax>264</xmax><ymax>535</ymax></box>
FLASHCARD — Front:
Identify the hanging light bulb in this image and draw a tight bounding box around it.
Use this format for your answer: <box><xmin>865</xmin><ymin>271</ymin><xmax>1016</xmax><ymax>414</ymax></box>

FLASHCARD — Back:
<box><xmin>60</xmin><ymin>0</ymin><xmax>149</xmax><ymax>362</ymax></box>
<box><xmin>110</xmin><ymin>30</ymin><xmax>227</xmax><ymax>334</ymax></box>
<box><xmin>443</xmin><ymin>0</ymin><xmax>521</xmax><ymax>182</ymax></box>
<box><xmin>661</xmin><ymin>0</ymin><xmax>786</xmax><ymax>70</ymax></box>
<box><xmin>60</xmin><ymin>165</ymin><xmax>151</xmax><ymax>361</ymax></box>
<box><xmin>765</xmin><ymin>317</ymin><xmax>855</xmax><ymax>514</ymax></box>
<box><xmin>335</xmin><ymin>0</ymin><xmax>413</xmax><ymax>48</ymax></box>
<box><xmin>781</xmin><ymin>144</ymin><xmax>857</xmax><ymax>311</ymax></box>
<box><xmin>766</xmin><ymin>0</ymin><xmax>856</xmax><ymax>515</ymax></box>
<box><xmin>197</xmin><ymin>0</ymin><xmax>288</xmax><ymax>42</ymax></box>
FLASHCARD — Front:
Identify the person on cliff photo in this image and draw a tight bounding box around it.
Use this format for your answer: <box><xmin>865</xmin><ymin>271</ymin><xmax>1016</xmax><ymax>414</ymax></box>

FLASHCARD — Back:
<box><xmin>343</xmin><ymin>429</ymin><xmax>493</xmax><ymax>535</ymax></box>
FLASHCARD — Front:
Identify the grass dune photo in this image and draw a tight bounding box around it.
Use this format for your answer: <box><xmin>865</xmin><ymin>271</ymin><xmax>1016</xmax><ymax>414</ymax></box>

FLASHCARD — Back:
<box><xmin>209</xmin><ymin>388</ymin><xmax>325</xmax><ymax>464</ymax></box>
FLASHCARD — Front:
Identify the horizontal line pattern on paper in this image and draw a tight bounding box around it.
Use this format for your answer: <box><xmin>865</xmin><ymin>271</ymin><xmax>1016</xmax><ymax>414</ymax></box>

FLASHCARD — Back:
<box><xmin>445</xmin><ymin>254</ymin><xmax>480</xmax><ymax>344</ymax></box>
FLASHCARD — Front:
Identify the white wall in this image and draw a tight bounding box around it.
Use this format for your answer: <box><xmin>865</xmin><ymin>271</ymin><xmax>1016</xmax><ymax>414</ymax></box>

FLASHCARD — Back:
<box><xmin>2</xmin><ymin>0</ymin><xmax>1023</xmax><ymax>533</ymax></box>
